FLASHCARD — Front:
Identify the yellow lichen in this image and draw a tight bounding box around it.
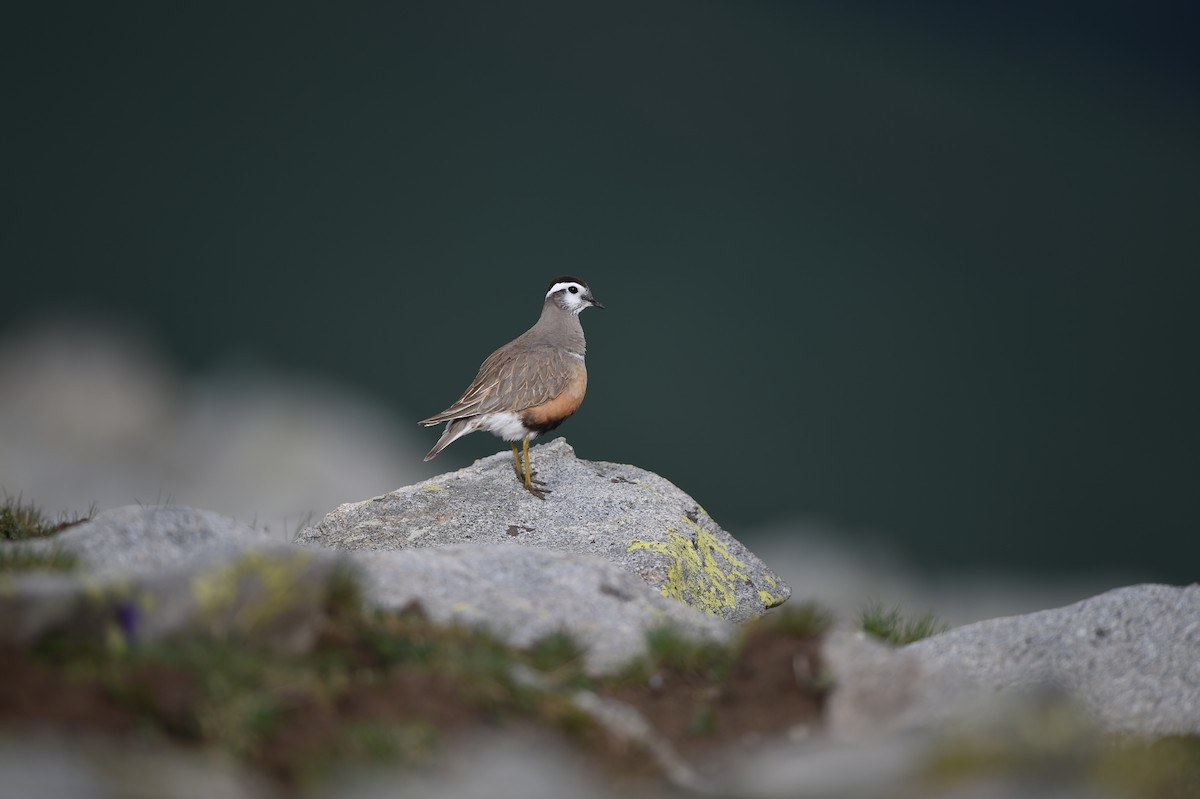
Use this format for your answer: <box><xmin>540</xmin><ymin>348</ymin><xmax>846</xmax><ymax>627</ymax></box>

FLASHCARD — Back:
<box><xmin>758</xmin><ymin>590</ymin><xmax>788</xmax><ymax>608</ymax></box>
<box><xmin>627</xmin><ymin>515</ymin><xmax>753</xmax><ymax>615</ymax></box>
<box><xmin>422</xmin><ymin>485</ymin><xmax>445</xmax><ymax>491</ymax></box>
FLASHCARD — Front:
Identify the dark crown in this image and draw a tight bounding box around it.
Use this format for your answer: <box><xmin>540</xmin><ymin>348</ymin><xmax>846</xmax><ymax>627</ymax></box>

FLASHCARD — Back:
<box><xmin>546</xmin><ymin>276</ymin><xmax>589</xmax><ymax>293</ymax></box>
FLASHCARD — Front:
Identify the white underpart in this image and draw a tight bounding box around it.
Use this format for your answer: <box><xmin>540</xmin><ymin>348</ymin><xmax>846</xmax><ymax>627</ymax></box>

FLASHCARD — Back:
<box><xmin>476</xmin><ymin>410</ymin><xmax>538</xmax><ymax>442</ymax></box>
<box><xmin>546</xmin><ymin>281</ymin><xmax>588</xmax><ymax>314</ymax></box>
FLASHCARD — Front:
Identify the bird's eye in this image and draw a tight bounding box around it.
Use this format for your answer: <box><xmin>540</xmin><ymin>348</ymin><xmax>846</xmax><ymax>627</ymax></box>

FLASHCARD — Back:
<box><xmin>568</xmin><ymin>285</ymin><xmax>579</xmax><ymax>294</ymax></box>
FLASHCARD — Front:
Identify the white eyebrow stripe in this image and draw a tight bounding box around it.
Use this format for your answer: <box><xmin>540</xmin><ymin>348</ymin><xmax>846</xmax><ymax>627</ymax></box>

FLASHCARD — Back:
<box><xmin>546</xmin><ymin>281</ymin><xmax>582</xmax><ymax>297</ymax></box>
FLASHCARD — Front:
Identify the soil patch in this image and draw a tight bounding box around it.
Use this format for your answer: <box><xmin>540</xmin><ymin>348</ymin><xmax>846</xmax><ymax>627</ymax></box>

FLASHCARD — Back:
<box><xmin>609</xmin><ymin>626</ymin><xmax>825</xmax><ymax>766</ymax></box>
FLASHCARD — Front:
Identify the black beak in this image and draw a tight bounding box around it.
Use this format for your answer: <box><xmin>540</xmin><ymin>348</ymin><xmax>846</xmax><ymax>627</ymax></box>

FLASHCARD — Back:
<box><xmin>589</xmin><ymin>296</ymin><xmax>605</xmax><ymax>309</ymax></box>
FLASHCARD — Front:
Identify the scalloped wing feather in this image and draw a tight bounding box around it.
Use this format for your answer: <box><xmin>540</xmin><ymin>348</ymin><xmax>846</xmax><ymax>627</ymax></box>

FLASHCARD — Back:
<box><xmin>419</xmin><ymin>344</ymin><xmax>573</xmax><ymax>425</ymax></box>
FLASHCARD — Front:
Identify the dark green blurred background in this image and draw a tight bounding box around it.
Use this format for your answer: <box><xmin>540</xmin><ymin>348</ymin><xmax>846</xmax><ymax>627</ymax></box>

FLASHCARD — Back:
<box><xmin>5</xmin><ymin>3</ymin><xmax>1197</xmax><ymax>583</ymax></box>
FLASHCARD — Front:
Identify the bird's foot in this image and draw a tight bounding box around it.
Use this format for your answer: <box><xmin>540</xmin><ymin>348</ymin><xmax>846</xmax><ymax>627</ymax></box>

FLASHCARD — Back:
<box><xmin>519</xmin><ymin>472</ymin><xmax>550</xmax><ymax>499</ymax></box>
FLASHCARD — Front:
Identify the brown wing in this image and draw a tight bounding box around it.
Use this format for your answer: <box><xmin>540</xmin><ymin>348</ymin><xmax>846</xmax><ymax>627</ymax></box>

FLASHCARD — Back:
<box><xmin>419</xmin><ymin>343</ymin><xmax>575</xmax><ymax>425</ymax></box>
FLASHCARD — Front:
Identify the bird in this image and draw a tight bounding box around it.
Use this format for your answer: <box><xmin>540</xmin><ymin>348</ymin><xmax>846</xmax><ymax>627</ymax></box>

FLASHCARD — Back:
<box><xmin>419</xmin><ymin>276</ymin><xmax>604</xmax><ymax>496</ymax></box>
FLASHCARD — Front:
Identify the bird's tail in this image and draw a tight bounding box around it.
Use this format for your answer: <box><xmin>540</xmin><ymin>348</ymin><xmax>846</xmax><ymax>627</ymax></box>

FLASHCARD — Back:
<box><xmin>422</xmin><ymin>418</ymin><xmax>473</xmax><ymax>461</ymax></box>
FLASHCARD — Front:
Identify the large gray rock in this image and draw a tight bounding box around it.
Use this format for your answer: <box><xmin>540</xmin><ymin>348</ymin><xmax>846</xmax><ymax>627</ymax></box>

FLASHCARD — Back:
<box><xmin>297</xmin><ymin>438</ymin><xmax>789</xmax><ymax>622</ymax></box>
<box><xmin>906</xmin><ymin>582</ymin><xmax>1200</xmax><ymax>736</ymax></box>
<box><xmin>825</xmin><ymin>583</ymin><xmax>1200</xmax><ymax>739</ymax></box>
<box><xmin>350</xmin><ymin>544</ymin><xmax>735</xmax><ymax>675</ymax></box>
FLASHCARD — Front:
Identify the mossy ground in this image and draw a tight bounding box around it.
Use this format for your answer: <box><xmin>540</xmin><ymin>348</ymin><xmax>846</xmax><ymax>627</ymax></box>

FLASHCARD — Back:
<box><xmin>0</xmin><ymin>581</ymin><xmax>831</xmax><ymax>793</ymax></box>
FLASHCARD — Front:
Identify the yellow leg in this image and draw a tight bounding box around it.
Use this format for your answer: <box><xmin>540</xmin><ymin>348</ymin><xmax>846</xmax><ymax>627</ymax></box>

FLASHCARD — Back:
<box><xmin>522</xmin><ymin>437</ymin><xmax>532</xmax><ymax>488</ymax></box>
<box><xmin>510</xmin><ymin>442</ymin><xmax>522</xmax><ymax>477</ymax></box>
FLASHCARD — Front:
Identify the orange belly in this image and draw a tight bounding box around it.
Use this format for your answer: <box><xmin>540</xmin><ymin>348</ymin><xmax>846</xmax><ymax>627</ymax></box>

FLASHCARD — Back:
<box><xmin>520</xmin><ymin>361</ymin><xmax>587</xmax><ymax>433</ymax></box>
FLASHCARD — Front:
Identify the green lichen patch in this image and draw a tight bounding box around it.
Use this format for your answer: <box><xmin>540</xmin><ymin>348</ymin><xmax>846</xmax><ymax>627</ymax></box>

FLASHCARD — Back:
<box><xmin>0</xmin><ymin>545</ymin><xmax>80</xmax><ymax>572</ymax></box>
<box><xmin>1093</xmin><ymin>735</ymin><xmax>1200</xmax><ymax>799</ymax></box>
<box><xmin>920</xmin><ymin>703</ymin><xmax>1200</xmax><ymax>799</ymax></box>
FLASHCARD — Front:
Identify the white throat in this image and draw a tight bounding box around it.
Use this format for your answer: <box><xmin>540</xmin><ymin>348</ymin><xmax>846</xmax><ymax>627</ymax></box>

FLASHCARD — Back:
<box><xmin>546</xmin><ymin>281</ymin><xmax>588</xmax><ymax>314</ymax></box>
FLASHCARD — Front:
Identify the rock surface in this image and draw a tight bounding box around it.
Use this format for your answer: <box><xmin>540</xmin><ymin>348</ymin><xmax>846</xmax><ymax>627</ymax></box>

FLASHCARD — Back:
<box><xmin>297</xmin><ymin>439</ymin><xmax>789</xmax><ymax>622</ymax></box>
<box><xmin>825</xmin><ymin>583</ymin><xmax>1200</xmax><ymax>739</ymax></box>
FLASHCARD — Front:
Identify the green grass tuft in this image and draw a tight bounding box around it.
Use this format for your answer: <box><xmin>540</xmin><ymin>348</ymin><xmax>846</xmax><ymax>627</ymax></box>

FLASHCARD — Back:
<box><xmin>0</xmin><ymin>497</ymin><xmax>55</xmax><ymax>540</ymax></box>
<box><xmin>860</xmin><ymin>599</ymin><xmax>948</xmax><ymax>645</ymax></box>
<box><xmin>0</xmin><ymin>495</ymin><xmax>92</xmax><ymax>541</ymax></box>
<box><xmin>924</xmin><ymin>710</ymin><xmax>1200</xmax><ymax>799</ymax></box>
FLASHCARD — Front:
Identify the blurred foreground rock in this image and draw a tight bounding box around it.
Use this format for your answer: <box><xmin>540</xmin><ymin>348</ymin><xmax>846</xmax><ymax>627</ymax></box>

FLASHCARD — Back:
<box><xmin>297</xmin><ymin>438</ymin><xmax>789</xmax><ymax>622</ymax></box>
<box><xmin>1</xmin><ymin>501</ymin><xmax>1198</xmax><ymax>798</ymax></box>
